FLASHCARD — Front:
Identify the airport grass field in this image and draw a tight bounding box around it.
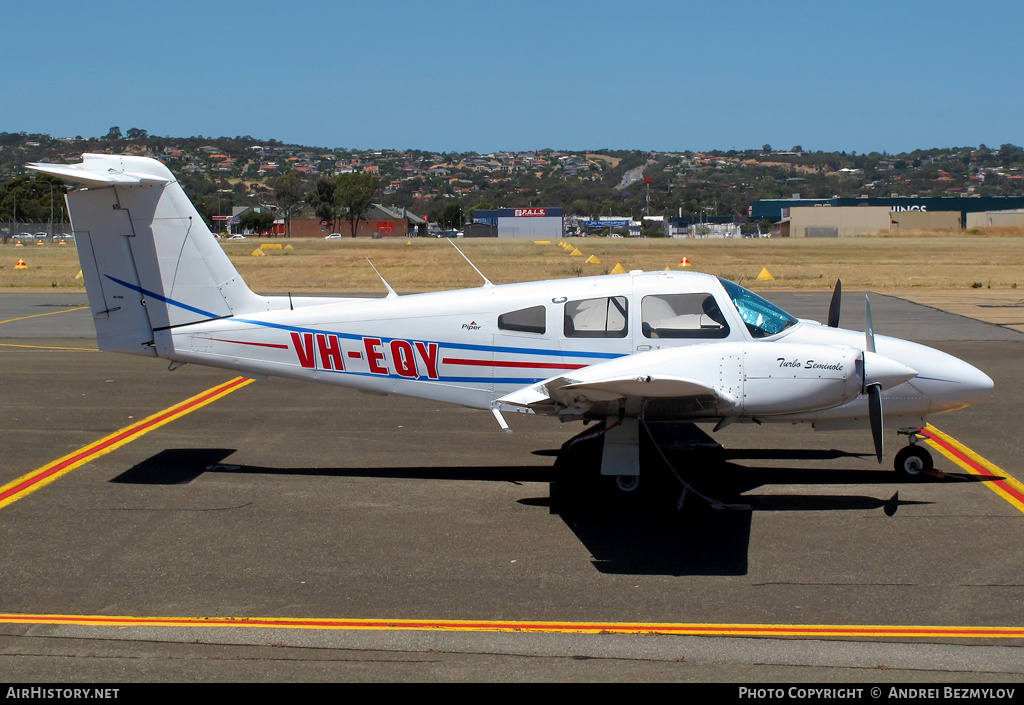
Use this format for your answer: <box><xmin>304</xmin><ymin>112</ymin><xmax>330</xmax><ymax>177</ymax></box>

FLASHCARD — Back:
<box><xmin>2</xmin><ymin>230</ymin><xmax>1022</xmax><ymax>294</ymax></box>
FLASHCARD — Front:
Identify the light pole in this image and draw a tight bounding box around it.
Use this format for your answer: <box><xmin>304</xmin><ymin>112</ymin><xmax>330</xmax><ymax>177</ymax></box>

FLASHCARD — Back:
<box><xmin>47</xmin><ymin>182</ymin><xmax>56</xmax><ymax>239</ymax></box>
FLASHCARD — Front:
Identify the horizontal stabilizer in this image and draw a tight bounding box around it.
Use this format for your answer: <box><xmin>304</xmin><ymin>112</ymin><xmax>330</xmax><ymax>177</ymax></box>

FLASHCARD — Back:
<box><xmin>26</xmin><ymin>154</ymin><xmax>173</xmax><ymax>187</ymax></box>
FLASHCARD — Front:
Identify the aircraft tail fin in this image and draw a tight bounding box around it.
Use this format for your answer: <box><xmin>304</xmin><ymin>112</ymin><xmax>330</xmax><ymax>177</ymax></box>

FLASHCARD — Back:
<box><xmin>27</xmin><ymin>154</ymin><xmax>267</xmax><ymax>357</ymax></box>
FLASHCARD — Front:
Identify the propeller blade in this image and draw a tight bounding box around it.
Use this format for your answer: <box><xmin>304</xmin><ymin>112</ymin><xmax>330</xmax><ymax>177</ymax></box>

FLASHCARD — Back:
<box><xmin>827</xmin><ymin>279</ymin><xmax>842</xmax><ymax>328</ymax></box>
<box><xmin>867</xmin><ymin>383</ymin><xmax>883</xmax><ymax>463</ymax></box>
<box><xmin>864</xmin><ymin>293</ymin><xmax>876</xmax><ymax>354</ymax></box>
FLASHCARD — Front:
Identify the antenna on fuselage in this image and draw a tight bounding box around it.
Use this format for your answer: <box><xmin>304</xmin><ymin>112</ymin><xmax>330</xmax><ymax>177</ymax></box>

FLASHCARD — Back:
<box><xmin>366</xmin><ymin>259</ymin><xmax>398</xmax><ymax>299</ymax></box>
<box><xmin>447</xmin><ymin>239</ymin><xmax>493</xmax><ymax>288</ymax></box>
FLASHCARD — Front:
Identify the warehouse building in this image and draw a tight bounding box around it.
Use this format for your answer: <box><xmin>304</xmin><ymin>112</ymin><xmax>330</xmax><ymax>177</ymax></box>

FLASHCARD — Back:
<box><xmin>751</xmin><ymin>197</ymin><xmax>1024</xmax><ymax>236</ymax></box>
<box><xmin>782</xmin><ymin>206</ymin><xmax>960</xmax><ymax>237</ymax></box>
<box><xmin>965</xmin><ymin>209</ymin><xmax>1024</xmax><ymax>228</ymax></box>
<box><xmin>473</xmin><ymin>208</ymin><xmax>564</xmax><ymax>239</ymax></box>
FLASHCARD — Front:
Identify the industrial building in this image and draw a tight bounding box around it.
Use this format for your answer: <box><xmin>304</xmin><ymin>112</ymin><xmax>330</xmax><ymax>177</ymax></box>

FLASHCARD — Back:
<box><xmin>472</xmin><ymin>208</ymin><xmax>564</xmax><ymax>239</ymax></box>
<box><xmin>750</xmin><ymin>197</ymin><xmax>1024</xmax><ymax>237</ymax></box>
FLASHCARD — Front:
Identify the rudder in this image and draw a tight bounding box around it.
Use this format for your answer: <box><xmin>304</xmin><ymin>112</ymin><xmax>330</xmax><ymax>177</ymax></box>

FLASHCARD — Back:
<box><xmin>28</xmin><ymin>154</ymin><xmax>266</xmax><ymax>356</ymax></box>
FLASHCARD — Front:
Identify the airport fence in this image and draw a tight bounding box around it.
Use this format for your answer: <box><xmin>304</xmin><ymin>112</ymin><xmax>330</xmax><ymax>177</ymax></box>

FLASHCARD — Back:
<box><xmin>1</xmin><ymin>221</ymin><xmax>74</xmax><ymax>244</ymax></box>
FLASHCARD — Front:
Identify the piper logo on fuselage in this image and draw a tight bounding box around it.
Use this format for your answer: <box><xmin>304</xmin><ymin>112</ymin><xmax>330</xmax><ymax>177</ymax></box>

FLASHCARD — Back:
<box><xmin>291</xmin><ymin>332</ymin><xmax>439</xmax><ymax>379</ymax></box>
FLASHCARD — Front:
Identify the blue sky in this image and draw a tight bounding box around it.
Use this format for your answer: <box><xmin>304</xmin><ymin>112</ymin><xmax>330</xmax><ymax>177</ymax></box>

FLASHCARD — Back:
<box><xmin>5</xmin><ymin>0</ymin><xmax>1022</xmax><ymax>154</ymax></box>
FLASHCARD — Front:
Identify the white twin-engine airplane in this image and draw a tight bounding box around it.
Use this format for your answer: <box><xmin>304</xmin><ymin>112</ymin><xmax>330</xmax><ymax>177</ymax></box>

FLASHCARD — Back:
<box><xmin>29</xmin><ymin>155</ymin><xmax>993</xmax><ymax>495</ymax></box>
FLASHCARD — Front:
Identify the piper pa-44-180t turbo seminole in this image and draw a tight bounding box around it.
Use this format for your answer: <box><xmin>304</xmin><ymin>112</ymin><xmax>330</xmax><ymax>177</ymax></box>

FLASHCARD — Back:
<box><xmin>28</xmin><ymin>155</ymin><xmax>994</xmax><ymax>503</ymax></box>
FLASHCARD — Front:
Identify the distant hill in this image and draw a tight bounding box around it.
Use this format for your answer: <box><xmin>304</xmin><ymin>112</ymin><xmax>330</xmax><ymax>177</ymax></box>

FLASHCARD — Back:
<box><xmin>2</xmin><ymin>131</ymin><xmax>1022</xmax><ymax>228</ymax></box>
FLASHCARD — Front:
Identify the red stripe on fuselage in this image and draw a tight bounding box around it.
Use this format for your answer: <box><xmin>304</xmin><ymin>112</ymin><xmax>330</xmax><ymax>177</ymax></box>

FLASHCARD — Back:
<box><xmin>202</xmin><ymin>338</ymin><xmax>290</xmax><ymax>350</ymax></box>
<box><xmin>443</xmin><ymin>357</ymin><xmax>587</xmax><ymax>370</ymax></box>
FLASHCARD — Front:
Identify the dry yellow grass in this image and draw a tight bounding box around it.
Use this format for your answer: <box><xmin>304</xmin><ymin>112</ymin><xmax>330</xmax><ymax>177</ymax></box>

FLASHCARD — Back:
<box><xmin>2</xmin><ymin>232</ymin><xmax>1022</xmax><ymax>294</ymax></box>
<box><xmin>585</xmin><ymin>153</ymin><xmax>622</xmax><ymax>168</ymax></box>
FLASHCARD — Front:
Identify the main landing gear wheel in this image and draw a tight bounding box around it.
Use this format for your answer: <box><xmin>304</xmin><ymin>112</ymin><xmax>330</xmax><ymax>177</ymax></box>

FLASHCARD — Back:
<box><xmin>894</xmin><ymin>445</ymin><xmax>933</xmax><ymax>478</ymax></box>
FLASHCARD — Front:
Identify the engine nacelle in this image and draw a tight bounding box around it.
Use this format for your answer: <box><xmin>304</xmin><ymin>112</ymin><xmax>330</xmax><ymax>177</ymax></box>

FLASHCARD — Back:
<box><xmin>499</xmin><ymin>341</ymin><xmax>916</xmax><ymax>422</ymax></box>
<box><xmin>739</xmin><ymin>343</ymin><xmax>864</xmax><ymax>415</ymax></box>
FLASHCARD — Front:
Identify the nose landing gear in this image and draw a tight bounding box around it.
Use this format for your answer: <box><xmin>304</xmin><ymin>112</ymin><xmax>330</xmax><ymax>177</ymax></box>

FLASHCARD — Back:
<box><xmin>895</xmin><ymin>428</ymin><xmax>934</xmax><ymax>478</ymax></box>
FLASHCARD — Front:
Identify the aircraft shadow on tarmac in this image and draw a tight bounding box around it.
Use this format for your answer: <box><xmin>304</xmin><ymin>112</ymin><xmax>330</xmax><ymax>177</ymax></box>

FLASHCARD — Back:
<box><xmin>111</xmin><ymin>432</ymin><xmax>993</xmax><ymax>578</ymax></box>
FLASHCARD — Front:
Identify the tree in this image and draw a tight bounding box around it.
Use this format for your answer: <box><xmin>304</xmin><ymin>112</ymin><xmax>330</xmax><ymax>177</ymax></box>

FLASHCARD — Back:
<box><xmin>333</xmin><ymin>173</ymin><xmax>379</xmax><ymax>237</ymax></box>
<box><xmin>274</xmin><ymin>171</ymin><xmax>304</xmax><ymax>237</ymax></box>
<box><xmin>436</xmin><ymin>203</ymin><xmax>463</xmax><ymax>230</ymax></box>
<box><xmin>0</xmin><ymin>174</ymin><xmax>67</xmax><ymax>227</ymax></box>
<box><xmin>105</xmin><ymin>126</ymin><xmax>122</xmax><ymax>140</ymax></box>
<box><xmin>126</xmin><ymin>127</ymin><xmax>148</xmax><ymax>141</ymax></box>
<box><xmin>239</xmin><ymin>209</ymin><xmax>275</xmax><ymax>234</ymax></box>
<box><xmin>307</xmin><ymin>178</ymin><xmax>339</xmax><ymax>231</ymax></box>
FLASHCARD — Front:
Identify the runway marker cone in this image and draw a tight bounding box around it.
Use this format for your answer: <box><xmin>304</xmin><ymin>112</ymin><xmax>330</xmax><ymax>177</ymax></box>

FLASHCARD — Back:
<box><xmin>585</xmin><ymin>254</ymin><xmax>601</xmax><ymax>264</ymax></box>
<box><xmin>679</xmin><ymin>257</ymin><xmax>691</xmax><ymax>267</ymax></box>
<box><xmin>570</xmin><ymin>248</ymin><xmax>583</xmax><ymax>256</ymax></box>
<box><xmin>251</xmin><ymin>249</ymin><xmax>266</xmax><ymax>257</ymax></box>
<box><xmin>757</xmin><ymin>267</ymin><xmax>775</xmax><ymax>281</ymax></box>
<box><xmin>609</xmin><ymin>263</ymin><xmax>626</xmax><ymax>274</ymax></box>
<box><xmin>14</xmin><ymin>259</ymin><xmax>28</xmax><ymax>270</ymax></box>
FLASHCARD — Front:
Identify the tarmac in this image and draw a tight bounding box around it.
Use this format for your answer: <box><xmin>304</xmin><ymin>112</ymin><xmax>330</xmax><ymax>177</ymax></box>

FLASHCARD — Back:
<box><xmin>1</xmin><ymin>290</ymin><xmax>1023</xmax><ymax>682</ymax></box>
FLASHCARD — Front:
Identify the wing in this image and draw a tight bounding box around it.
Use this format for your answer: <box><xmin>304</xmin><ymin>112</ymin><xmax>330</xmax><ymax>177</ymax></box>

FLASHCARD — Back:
<box><xmin>496</xmin><ymin>346</ymin><xmax>738</xmax><ymax>418</ymax></box>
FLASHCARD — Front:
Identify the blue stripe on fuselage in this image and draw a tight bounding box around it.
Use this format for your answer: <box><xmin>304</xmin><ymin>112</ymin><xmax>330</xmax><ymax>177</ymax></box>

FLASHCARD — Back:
<box><xmin>105</xmin><ymin>274</ymin><xmax>624</xmax><ymax>362</ymax></box>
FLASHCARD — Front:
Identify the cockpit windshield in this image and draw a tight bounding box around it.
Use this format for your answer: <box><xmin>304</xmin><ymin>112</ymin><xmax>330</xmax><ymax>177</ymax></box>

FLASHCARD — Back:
<box><xmin>718</xmin><ymin>277</ymin><xmax>799</xmax><ymax>339</ymax></box>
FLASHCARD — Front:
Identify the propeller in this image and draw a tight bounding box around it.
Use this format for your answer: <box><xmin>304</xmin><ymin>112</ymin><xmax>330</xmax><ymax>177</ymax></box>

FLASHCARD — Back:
<box><xmin>832</xmin><ymin>287</ymin><xmax>910</xmax><ymax>464</ymax></box>
<box><xmin>863</xmin><ymin>293</ymin><xmax>882</xmax><ymax>462</ymax></box>
<box><xmin>827</xmin><ymin>279</ymin><xmax>842</xmax><ymax>328</ymax></box>
<box><xmin>867</xmin><ymin>382</ymin><xmax>883</xmax><ymax>463</ymax></box>
<box><xmin>864</xmin><ymin>292</ymin><xmax>876</xmax><ymax>353</ymax></box>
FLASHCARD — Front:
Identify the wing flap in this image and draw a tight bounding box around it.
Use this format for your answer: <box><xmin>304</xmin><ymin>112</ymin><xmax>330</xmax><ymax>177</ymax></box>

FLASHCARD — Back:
<box><xmin>498</xmin><ymin>373</ymin><xmax>731</xmax><ymax>409</ymax></box>
<box><xmin>561</xmin><ymin>374</ymin><xmax>722</xmax><ymax>401</ymax></box>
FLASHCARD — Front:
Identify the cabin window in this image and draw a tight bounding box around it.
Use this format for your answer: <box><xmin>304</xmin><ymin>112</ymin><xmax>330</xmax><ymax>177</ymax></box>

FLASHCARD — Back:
<box><xmin>563</xmin><ymin>296</ymin><xmax>628</xmax><ymax>338</ymax></box>
<box><xmin>498</xmin><ymin>305</ymin><xmax>546</xmax><ymax>334</ymax></box>
<box><xmin>641</xmin><ymin>294</ymin><xmax>730</xmax><ymax>339</ymax></box>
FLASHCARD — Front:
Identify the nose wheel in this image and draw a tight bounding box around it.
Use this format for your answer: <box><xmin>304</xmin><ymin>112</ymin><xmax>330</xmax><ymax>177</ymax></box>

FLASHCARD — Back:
<box><xmin>614</xmin><ymin>474</ymin><xmax>639</xmax><ymax>492</ymax></box>
<box><xmin>894</xmin><ymin>445</ymin><xmax>933</xmax><ymax>478</ymax></box>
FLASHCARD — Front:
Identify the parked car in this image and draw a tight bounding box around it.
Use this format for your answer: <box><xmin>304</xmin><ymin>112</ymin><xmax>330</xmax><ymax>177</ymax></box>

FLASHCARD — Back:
<box><xmin>228</xmin><ymin>234</ymin><xmax>246</xmax><ymax>240</ymax></box>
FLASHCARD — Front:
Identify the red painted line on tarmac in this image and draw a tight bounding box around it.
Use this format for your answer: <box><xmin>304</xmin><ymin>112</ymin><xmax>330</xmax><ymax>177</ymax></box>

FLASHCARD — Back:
<box><xmin>0</xmin><ymin>613</ymin><xmax>1021</xmax><ymax>639</ymax></box>
<box><xmin>919</xmin><ymin>425</ymin><xmax>1024</xmax><ymax>507</ymax></box>
<box><xmin>0</xmin><ymin>376</ymin><xmax>253</xmax><ymax>508</ymax></box>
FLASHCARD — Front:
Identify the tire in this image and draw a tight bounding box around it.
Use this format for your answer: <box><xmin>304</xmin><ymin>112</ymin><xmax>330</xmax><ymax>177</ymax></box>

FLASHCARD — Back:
<box><xmin>894</xmin><ymin>445</ymin><xmax>933</xmax><ymax>478</ymax></box>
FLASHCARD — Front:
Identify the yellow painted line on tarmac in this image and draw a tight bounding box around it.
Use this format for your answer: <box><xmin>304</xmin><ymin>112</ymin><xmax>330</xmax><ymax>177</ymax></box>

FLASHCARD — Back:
<box><xmin>0</xmin><ymin>613</ymin><xmax>1021</xmax><ymax>640</ymax></box>
<box><xmin>0</xmin><ymin>343</ymin><xmax>98</xmax><ymax>351</ymax></box>
<box><xmin>0</xmin><ymin>305</ymin><xmax>89</xmax><ymax>325</ymax></box>
<box><xmin>0</xmin><ymin>376</ymin><xmax>254</xmax><ymax>510</ymax></box>
<box><xmin>920</xmin><ymin>424</ymin><xmax>1024</xmax><ymax>514</ymax></box>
